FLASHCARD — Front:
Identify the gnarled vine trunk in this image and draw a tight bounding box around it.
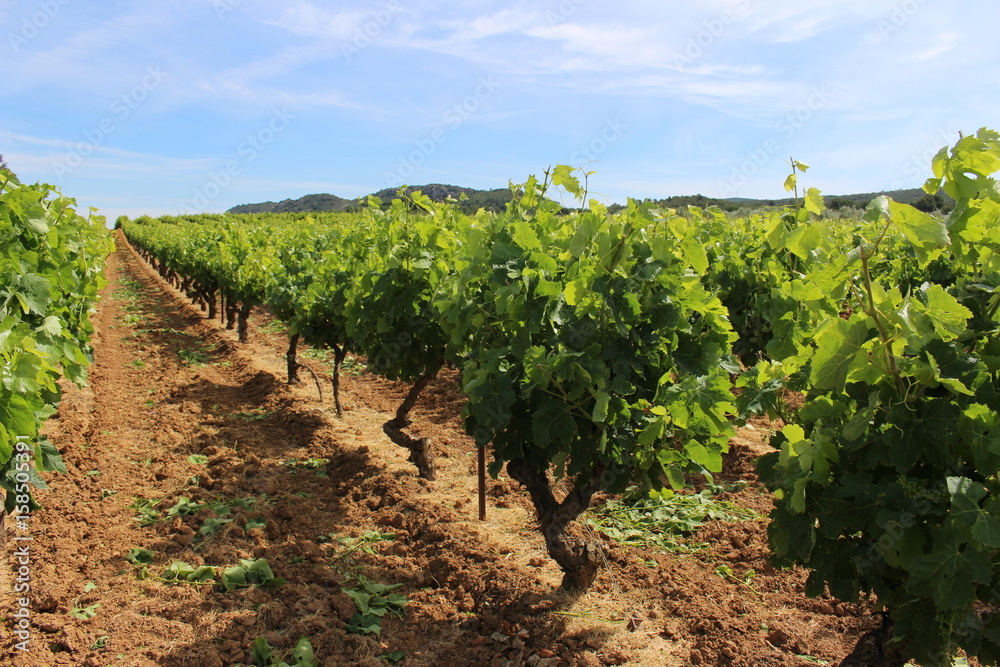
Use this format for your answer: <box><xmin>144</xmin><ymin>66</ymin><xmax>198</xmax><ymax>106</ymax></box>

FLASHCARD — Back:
<box><xmin>330</xmin><ymin>344</ymin><xmax>347</xmax><ymax>418</ymax></box>
<box><xmin>506</xmin><ymin>458</ymin><xmax>601</xmax><ymax>591</ymax></box>
<box><xmin>286</xmin><ymin>333</ymin><xmax>301</xmax><ymax>385</ymax></box>
<box><xmin>236</xmin><ymin>303</ymin><xmax>252</xmax><ymax>343</ymax></box>
<box><xmin>225</xmin><ymin>299</ymin><xmax>238</xmax><ymax>330</ymax></box>
<box><xmin>838</xmin><ymin>613</ymin><xmax>906</xmax><ymax>667</ymax></box>
<box><xmin>204</xmin><ymin>286</ymin><xmax>218</xmax><ymax>320</ymax></box>
<box><xmin>382</xmin><ymin>364</ymin><xmax>439</xmax><ymax>480</ymax></box>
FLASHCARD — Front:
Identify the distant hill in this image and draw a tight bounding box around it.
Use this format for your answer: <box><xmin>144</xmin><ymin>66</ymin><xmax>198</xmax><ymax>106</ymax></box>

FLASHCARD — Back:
<box><xmin>227</xmin><ymin>185</ymin><xmax>952</xmax><ymax>216</ymax></box>
<box><xmin>227</xmin><ymin>184</ymin><xmax>512</xmax><ymax>215</ymax></box>
<box><xmin>227</xmin><ymin>193</ymin><xmax>353</xmax><ymax>215</ymax></box>
<box><xmin>642</xmin><ymin>188</ymin><xmax>947</xmax><ymax>213</ymax></box>
<box><xmin>795</xmin><ymin>188</ymin><xmax>954</xmax><ymax>213</ymax></box>
<box><xmin>818</xmin><ymin>188</ymin><xmax>952</xmax><ymax>210</ymax></box>
<box><xmin>366</xmin><ymin>184</ymin><xmax>513</xmax><ymax>214</ymax></box>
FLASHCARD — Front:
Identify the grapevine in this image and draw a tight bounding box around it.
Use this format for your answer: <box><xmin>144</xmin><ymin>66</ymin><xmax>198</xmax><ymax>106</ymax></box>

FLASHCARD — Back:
<box><xmin>0</xmin><ymin>164</ymin><xmax>113</xmax><ymax>513</ymax></box>
<box><xmin>756</xmin><ymin>128</ymin><xmax>1000</xmax><ymax>665</ymax></box>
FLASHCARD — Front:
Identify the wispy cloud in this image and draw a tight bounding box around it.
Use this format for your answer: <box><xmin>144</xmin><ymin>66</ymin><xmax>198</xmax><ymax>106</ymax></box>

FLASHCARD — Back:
<box><xmin>265</xmin><ymin>4</ymin><xmax>369</xmax><ymax>39</ymax></box>
<box><xmin>1</xmin><ymin>131</ymin><xmax>215</xmax><ymax>178</ymax></box>
<box><xmin>910</xmin><ymin>31</ymin><xmax>958</xmax><ymax>61</ymax></box>
<box><xmin>743</xmin><ymin>1</ymin><xmax>883</xmax><ymax>41</ymax></box>
<box><xmin>6</xmin><ymin>4</ymin><xmax>185</xmax><ymax>87</ymax></box>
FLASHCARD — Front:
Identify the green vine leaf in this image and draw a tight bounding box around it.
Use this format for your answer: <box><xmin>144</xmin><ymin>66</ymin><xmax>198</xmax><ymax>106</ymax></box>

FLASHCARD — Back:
<box><xmin>808</xmin><ymin>318</ymin><xmax>869</xmax><ymax>392</ymax></box>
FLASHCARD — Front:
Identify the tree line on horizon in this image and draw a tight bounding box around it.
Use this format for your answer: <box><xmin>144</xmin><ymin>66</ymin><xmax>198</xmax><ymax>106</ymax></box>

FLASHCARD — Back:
<box><xmin>226</xmin><ymin>182</ymin><xmax>955</xmax><ymax>217</ymax></box>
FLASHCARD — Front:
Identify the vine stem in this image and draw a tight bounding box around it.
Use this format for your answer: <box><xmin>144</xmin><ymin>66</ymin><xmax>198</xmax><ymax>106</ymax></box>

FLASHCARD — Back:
<box><xmin>985</xmin><ymin>291</ymin><xmax>1000</xmax><ymax>322</ymax></box>
<box><xmin>788</xmin><ymin>156</ymin><xmax>800</xmax><ymax>212</ymax></box>
<box><xmin>859</xmin><ymin>228</ymin><xmax>905</xmax><ymax>396</ymax></box>
<box><xmin>534</xmin><ymin>364</ymin><xmax>594</xmax><ymax>423</ymax></box>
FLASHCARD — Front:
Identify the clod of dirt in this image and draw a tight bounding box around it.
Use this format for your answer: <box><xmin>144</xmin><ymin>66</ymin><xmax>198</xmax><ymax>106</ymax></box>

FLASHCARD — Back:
<box><xmin>767</xmin><ymin>628</ymin><xmax>791</xmax><ymax>647</ymax></box>
<box><xmin>253</xmin><ymin>477</ymin><xmax>278</xmax><ymax>495</ymax></box>
<box><xmin>599</xmin><ymin>650</ymin><xmax>630</xmax><ymax>665</ymax></box>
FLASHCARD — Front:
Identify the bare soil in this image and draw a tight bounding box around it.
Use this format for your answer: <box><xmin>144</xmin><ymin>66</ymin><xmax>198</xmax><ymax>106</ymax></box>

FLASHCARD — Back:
<box><xmin>0</xmin><ymin>236</ymin><xmax>875</xmax><ymax>666</ymax></box>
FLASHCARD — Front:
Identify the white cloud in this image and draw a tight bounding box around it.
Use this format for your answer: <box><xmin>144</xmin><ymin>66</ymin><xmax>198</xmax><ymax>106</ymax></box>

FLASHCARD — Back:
<box><xmin>1</xmin><ymin>132</ymin><xmax>216</xmax><ymax>181</ymax></box>
<box><xmin>743</xmin><ymin>0</ymin><xmax>883</xmax><ymax>42</ymax></box>
<box><xmin>265</xmin><ymin>4</ymin><xmax>368</xmax><ymax>39</ymax></box>
<box><xmin>2</xmin><ymin>131</ymin><xmax>174</xmax><ymax>160</ymax></box>
<box><xmin>910</xmin><ymin>31</ymin><xmax>958</xmax><ymax>61</ymax></box>
<box><xmin>5</xmin><ymin>4</ymin><xmax>186</xmax><ymax>89</ymax></box>
<box><xmin>524</xmin><ymin>22</ymin><xmax>672</xmax><ymax>68</ymax></box>
<box><xmin>435</xmin><ymin>7</ymin><xmax>537</xmax><ymax>42</ymax></box>
<box><xmin>197</xmin><ymin>45</ymin><xmax>363</xmax><ymax>110</ymax></box>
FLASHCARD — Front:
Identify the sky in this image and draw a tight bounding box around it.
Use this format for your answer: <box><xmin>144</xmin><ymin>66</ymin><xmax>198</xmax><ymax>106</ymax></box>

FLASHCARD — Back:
<box><xmin>1</xmin><ymin>0</ymin><xmax>997</xmax><ymax>221</ymax></box>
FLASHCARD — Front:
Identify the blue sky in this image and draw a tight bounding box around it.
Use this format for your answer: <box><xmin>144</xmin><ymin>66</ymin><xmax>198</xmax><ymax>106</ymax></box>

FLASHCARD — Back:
<box><xmin>1</xmin><ymin>0</ymin><xmax>997</xmax><ymax>220</ymax></box>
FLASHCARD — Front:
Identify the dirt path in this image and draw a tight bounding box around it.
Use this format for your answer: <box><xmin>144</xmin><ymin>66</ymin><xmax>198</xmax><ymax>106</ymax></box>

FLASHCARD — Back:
<box><xmin>1</xmin><ymin>237</ymin><xmax>869</xmax><ymax>666</ymax></box>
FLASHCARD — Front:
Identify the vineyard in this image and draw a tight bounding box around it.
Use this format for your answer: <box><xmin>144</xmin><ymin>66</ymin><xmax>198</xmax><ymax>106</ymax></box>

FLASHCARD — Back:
<box><xmin>1</xmin><ymin>129</ymin><xmax>999</xmax><ymax>666</ymax></box>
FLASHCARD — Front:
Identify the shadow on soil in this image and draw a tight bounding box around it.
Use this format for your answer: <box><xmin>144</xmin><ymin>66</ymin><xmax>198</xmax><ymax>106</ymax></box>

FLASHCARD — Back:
<box><xmin>112</xmin><ymin>250</ymin><xmax>615</xmax><ymax>666</ymax></box>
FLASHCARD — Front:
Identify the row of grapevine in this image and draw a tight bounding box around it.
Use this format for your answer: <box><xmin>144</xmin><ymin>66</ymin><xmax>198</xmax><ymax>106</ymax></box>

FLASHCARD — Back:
<box><xmin>123</xmin><ymin>130</ymin><xmax>1000</xmax><ymax>664</ymax></box>
<box><xmin>122</xmin><ymin>168</ymin><xmax>739</xmax><ymax>590</ymax></box>
<box><xmin>0</xmin><ymin>164</ymin><xmax>114</xmax><ymax>515</ymax></box>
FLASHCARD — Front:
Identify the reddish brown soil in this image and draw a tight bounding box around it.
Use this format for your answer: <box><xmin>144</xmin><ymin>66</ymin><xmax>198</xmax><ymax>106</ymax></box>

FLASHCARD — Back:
<box><xmin>0</xmin><ymin>236</ymin><xmax>876</xmax><ymax>666</ymax></box>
